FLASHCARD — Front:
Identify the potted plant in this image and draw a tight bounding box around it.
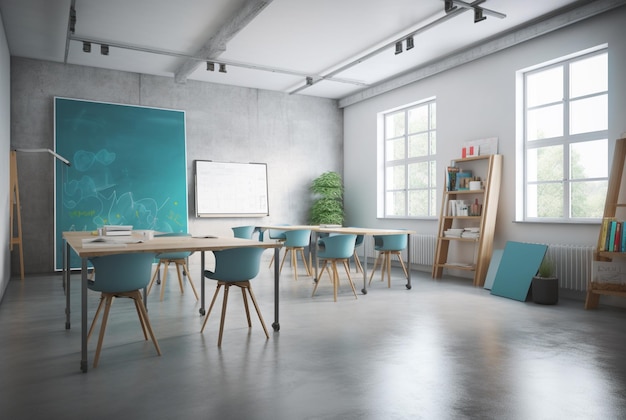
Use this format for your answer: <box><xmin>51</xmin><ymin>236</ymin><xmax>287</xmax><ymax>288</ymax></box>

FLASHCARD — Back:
<box><xmin>309</xmin><ymin>171</ymin><xmax>344</xmax><ymax>225</ymax></box>
<box><xmin>531</xmin><ymin>256</ymin><xmax>559</xmax><ymax>304</ymax></box>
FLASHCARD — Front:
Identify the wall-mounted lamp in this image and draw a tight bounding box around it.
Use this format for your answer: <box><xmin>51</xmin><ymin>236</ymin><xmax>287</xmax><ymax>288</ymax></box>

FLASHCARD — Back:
<box><xmin>82</xmin><ymin>41</ymin><xmax>91</xmax><ymax>53</ymax></box>
<box><xmin>206</xmin><ymin>61</ymin><xmax>215</xmax><ymax>71</ymax></box>
<box><xmin>394</xmin><ymin>41</ymin><xmax>403</xmax><ymax>55</ymax></box>
<box><xmin>100</xmin><ymin>44</ymin><xmax>109</xmax><ymax>56</ymax></box>
<box><xmin>219</xmin><ymin>63</ymin><xmax>227</xmax><ymax>73</ymax></box>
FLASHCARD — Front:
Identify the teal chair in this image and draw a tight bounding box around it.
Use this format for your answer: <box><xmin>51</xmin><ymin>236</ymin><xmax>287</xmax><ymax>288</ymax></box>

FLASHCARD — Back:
<box><xmin>87</xmin><ymin>253</ymin><xmax>161</xmax><ymax>368</ymax></box>
<box><xmin>312</xmin><ymin>234</ymin><xmax>358</xmax><ymax>301</ymax></box>
<box><xmin>267</xmin><ymin>224</ymin><xmax>289</xmax><ymax>268</ymax></box>
<box><xmin>369</xmin><ymin>233</ymin><xmax>409</xmax><ymax>288</ymax></box>
<box><xmin>147</xmin><ymin>232</ymin><xmax>198</xmax><ymax>302</ymax></box>
<box><xmin>232</xmin><ymin>225</ymin><xmax>256</xmax><ymax>239</ymax></box>
<box><xmin>201</xmin><ymin>247</ymin><xmax>269</xmax><ymax>346</ymax></box>
<box><xmin>279</xmin><ymin>229</ymin><xmax>312</xmax><ymax>281</ymax></box>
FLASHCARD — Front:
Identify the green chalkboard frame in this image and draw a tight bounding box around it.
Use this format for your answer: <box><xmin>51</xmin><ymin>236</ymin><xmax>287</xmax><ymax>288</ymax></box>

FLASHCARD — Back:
<box><xmin>54</xmin><ymin>97</ymin><xmax>188</xmax><ymax>270</ymax></box>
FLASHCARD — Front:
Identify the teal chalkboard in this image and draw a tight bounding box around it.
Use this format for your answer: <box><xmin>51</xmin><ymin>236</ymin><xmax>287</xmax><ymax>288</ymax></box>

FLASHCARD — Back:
<box><xmin>54</xmin><ymin>97</ymin><xmax>188</xmax><ymax>270</ymax></box>
<box><xmin>490</xmin><ymin>241</ymin><xmax>547</xmax><ymax>301</ymax></box>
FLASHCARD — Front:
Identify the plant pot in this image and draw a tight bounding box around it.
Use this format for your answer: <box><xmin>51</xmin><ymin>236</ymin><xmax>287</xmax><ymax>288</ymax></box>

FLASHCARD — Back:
<box><xmin>531</xmin><ymin>276</ymin><xmax>559</xmax><ymax>305</ymax></box>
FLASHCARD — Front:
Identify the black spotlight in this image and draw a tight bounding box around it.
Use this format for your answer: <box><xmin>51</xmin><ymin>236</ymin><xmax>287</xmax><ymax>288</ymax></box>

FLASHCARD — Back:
<box><xmin>82</xmin><ymin>41</ymin><xmax>91</xmax><ymax>53</ymax></box>
<box><xmin>444</xmin><ymin>0</ymin><xmax>457</xmax><ymax>13</ymax></box>
<box><xmin>406</xmin><ymin>37</ymin><xmax>414</xmax><ymax>51</ymax></box>
<box><xmin>219</xmin><ymin>63</ymin><xmax>227</xmax><ymax>73</ymax></box>
<box><xmin>474</xmin><ymin>7</ymin><xmax>486</xmax><ymax>23</ymax></box>
<box><xmin>394</xmin><ymin>41</ymin><xmax>402</xmax><ymax>55</ymax></box>
<box><xmin>206</xmin><ymin>62</ymin><xmax>215</xmax><ymax>71</ymax></box>
<box><xmin>100</xmin><ymin>44</ymin><xmax>109</xmax><ymax>56</ymax></box>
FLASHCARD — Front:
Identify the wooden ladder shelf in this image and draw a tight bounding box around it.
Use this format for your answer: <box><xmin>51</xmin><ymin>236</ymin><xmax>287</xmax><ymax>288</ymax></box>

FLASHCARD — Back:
<box><xmin>586</xmin><ymin>137</ymin><xmax>626</xmax><ymax>309</ymax></box>
<box><xmin>10</xmin><ymin>150</ymin><xmax>25</xmax><ymax>280</ymax></box>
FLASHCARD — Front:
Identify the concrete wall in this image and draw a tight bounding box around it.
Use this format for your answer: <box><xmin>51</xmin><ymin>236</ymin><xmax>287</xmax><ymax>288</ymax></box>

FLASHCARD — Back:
<box><xmin>0</xmin><ymin>16</ymin><xmax>10</xmax><ymax>301</ymax></box>
<box><xmin>343</xmin><ymin>7</ymin><xmax>626</xmax><ymax>256</ymax></box>
<box><xmin>9</xmin><ymin>58</ymin><xmax>342</xmax><ymax>274</ymax></box>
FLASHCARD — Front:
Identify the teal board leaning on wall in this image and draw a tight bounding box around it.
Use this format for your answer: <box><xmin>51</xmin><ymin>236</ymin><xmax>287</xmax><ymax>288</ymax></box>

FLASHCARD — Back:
<box><xmin>54</xmin><ymin>97</ymin><xmax>188</xmax><ymax>270</ymax></box>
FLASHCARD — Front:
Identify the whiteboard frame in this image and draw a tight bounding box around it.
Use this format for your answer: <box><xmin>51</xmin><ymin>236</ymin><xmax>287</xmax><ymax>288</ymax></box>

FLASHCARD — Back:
<box><xmin>194</xmin><ymin>160</ymin><xmax>269</xmax><ymax>218</ymax></box>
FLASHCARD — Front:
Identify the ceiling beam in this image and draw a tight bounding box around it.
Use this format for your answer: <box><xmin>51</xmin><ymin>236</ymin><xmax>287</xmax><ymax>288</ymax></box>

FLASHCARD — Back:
<box><xmin>174</xmin><ymin>0</ymin><xmax>273</xmax><ymax>84</ymax></box>
<box><xmin>338</xmin><ymin>0</ymin><xmax>626</xmax><ymax>108</ymax></box>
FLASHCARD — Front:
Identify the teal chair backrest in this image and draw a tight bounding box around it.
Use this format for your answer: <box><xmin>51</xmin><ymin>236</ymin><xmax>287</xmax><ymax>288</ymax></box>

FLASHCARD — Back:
<box><xmin>268</xmin><ymin>224</ymin><xmax>289</xmax><ymax>240</ymax></box>
<box><xmin>88</xmin><ymin>253</ymin><xmax>156</xmax><ymax>293</ymax></box>
<box><xmin>155</xmin><ymin>232</ymin><xmax>192</xmax><ymax>259</ymax></box>
<box><xmin>204</xmin><ymin>247</ymin><xmax>265</xmax><ymax>282</ymax></box>
<box><xmin>373</xmin><ymin>233</ymin><xmax>407</xmax><ymax>251</ymax></box>
<box><xmin>232</xmin><ymin>225</ymin><xmax>256</xmax><ymax>239</ymax></box>
<box><xmin>318</xmin><ymin>234</ymin><xmax>357</xmax><ymax>259</ymax></box>
<box><xmin>283</xmin><ymin>229</ymin><xmax>311</xmax><ymax>247</ymax></box>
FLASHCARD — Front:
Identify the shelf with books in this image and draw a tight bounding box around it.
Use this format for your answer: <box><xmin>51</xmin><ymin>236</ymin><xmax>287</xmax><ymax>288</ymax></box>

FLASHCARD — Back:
<box><xmin>433</xmin><ymin>154</ymin><xmax>502</xmax><ymax>287</ymax></box>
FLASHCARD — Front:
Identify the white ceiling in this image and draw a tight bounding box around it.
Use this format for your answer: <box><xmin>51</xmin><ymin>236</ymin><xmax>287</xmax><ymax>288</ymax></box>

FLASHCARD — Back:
<box><xmin>0</xmin><ymin>0</ymin><xmax>611</xmax><ymax>101</ymax></box>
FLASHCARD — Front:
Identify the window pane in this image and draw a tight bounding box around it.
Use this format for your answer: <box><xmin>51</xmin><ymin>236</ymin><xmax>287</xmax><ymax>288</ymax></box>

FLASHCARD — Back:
<box><xmin>570</xmin><ymin>95</ymin><xmax>608</xmax><ymax>135</ymax></box>
<box><xmin>386</xmin><ymin>165</ymin><xmax>405</xmax><ymax>189</ymax></box>
<box><xmin>385</xmin><ymin>112</ymin><xmax>405</xmax><ymax>138</ymax></box>
<box><xmin>408</xmin><ymin>106</ymin><xmax>428</xmax><ymax>133</ymax></box>
<box><xmin>571</xmin><ymin>180</ymin><xmax>607</xmax><ymax>218</ymax></box>
<box><xmin>430</xmin><ymin>189</ymin><xmax>437</xmax><ymax>216</ymax></box>
<box><xmin>570</xmin><ymin>53</ymin><xmax>607</xmax><ymax>98</ymax></box>
<box><xmin>408</xmin><ymin>133</ymin><xmax>428</xmax><ymax>158</ymax></box>
<box><xmin>527</xmin><ymin>104</ymin><xmax>563</xmax><ymax>140</ymax></box>
<box><xmin>430</xmin><ymin>160</ymin><xmax>437</xmax><ymax>188</ymax></box>
<box><xmin>386</xmin><ymin>138</ymin><xmax>405</xmax><ymax>161</ymax></box>
<box><xmin>570</xmin><ymin>140</ymin><xmax>608</xmax><ymax>179</ymax></box>
<box><xmin>408</xmin><ymin>162</ymin><xmax>429</xmax><ymax>188</ymax></box>
<box><xmin>526</xmin><ymin>66</ymin><xmax>563</xmax><ymax>107</ymax></box>
<box><xmin>527</xmin><ymin>183</ymin><xmax>563</xmax><ymax>218</ymax></box>
<box><xmin>430</xmin><ymin>103</ymin><xmax>436</xmax><ymax>129</ymax></box>
<box><xmin>430</xmin><ymin>131</ymin><xmax>437</xmax><ymax>155</ymax></box>
<box><xmin>527</xmin><ymin>145</ymin><xmax>563</xmax><ymax>182</ymax></box>
<box><xmin>408</xmin><ymin>190</ymin><xmax>428</xmax><ymax>217</ymax></box>
<box><xmin>386</xmin><ymin>191</ymin><xmax>405</xmax><ymax>216</ymax></box>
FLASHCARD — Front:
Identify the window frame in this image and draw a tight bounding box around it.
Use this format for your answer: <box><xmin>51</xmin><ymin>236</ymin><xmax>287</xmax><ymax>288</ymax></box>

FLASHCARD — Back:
<box><xmin>380</xmin><ymin>98</ymin><xmax>437</xmax><ymax>219</ymax></box>
<box><xmin>517</xmin><ymin>46</ymin><xmax>608</xmax><ymax>223</ymax></box>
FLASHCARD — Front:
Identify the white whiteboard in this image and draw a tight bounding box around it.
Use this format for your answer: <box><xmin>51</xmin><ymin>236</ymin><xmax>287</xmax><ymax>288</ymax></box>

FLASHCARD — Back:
<box><xmin>194</xmin><ymin>160</ymin><xmax>269</xmax><ymax>217</ymax></box>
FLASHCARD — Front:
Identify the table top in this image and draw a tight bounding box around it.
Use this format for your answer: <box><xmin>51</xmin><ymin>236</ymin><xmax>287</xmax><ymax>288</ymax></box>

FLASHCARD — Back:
<box><xmin>63</xmin><ymin>231</ymin><xmax>281</xmax><ymax>258</ymax></box>
<box><xmin>257</xmin><ymin>225</ymin><xmax>416</xmax><ymax>235</ymax></box>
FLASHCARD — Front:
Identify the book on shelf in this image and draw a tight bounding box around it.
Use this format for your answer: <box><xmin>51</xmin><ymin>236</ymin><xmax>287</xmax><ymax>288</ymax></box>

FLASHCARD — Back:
<box><xmin>598</xmin><ymin>217</ymin><xmax>626</xmax><ymax>252</ymax></box>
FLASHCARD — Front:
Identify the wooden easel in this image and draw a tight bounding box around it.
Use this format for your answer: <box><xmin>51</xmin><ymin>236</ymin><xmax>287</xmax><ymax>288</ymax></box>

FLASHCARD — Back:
<box><xmin>9</xmin><ymin>150</ymin><xmax>25</xmax><ymax>280</ymax></box>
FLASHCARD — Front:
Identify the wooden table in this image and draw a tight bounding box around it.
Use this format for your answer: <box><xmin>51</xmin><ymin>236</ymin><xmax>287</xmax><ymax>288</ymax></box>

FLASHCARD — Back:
<box><xmin>256</xmin><ymin>225</ymin><xmax>416</xmax><ymax>293</ymax></box>
<box><xmin>62</xmin><ymin>231</ymin><xmax>282</xmax><ymax>373</ymax></box>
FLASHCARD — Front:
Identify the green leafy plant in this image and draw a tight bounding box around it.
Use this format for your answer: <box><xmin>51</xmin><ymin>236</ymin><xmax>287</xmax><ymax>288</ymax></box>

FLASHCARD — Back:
<box><xmin>309</xmin><ymin>171</ymin><xmax>344</xmax><ymax>225</ymax></box>
<box><xmin>536</xmin><ymin>256</ymin><xmax>556</xmax><ymax>278</ymax></box>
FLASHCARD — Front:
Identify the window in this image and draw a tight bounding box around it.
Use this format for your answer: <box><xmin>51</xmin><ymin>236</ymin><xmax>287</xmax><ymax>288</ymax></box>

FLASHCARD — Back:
<box><xmin>519</xmin><ymin>48</ymin><xmax>608</xmax><ymax>222</ymax></box>
<box><xmin>382</xmin><ymin>99</ymin><xmax>437</xmax><ymax>218</ymax></box>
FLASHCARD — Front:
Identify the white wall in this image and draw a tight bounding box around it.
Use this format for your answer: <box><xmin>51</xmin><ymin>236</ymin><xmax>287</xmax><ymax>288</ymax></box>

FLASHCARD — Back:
<box><xmin>343</xmin><ymin>7</ymin><xmax>626</xmax><ymax>254</ymax></box>
<box><xmin>0</xmin><ymin>14</ymin><xmax>10</xmax><ymax>301</ymax></box>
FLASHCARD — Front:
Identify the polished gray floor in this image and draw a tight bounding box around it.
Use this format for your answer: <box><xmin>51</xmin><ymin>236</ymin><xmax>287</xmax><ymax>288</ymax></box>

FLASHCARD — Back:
<box><xmin>1</xmin><ymin>258</ymin><xmax>626</xmax><ymax>420</ymax></box>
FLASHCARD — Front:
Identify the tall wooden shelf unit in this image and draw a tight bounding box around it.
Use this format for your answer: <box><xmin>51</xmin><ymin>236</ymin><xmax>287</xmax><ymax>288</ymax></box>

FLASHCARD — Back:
<box><xmin>586</xmin><ymin>137</ymin><xmax>626</xmax><ymax>309</ymax></box>
<box><xmin>432</xmin><ymin>154</ymin><xmax>502</xmax><ymax>287</ymax></box>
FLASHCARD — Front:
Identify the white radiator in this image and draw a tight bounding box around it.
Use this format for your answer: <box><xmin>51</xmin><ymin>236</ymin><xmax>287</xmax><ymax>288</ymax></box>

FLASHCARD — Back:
<box><xmin>544</xmin><ymin>244</ymin><xmax>595</xmax><ymax>291</ymax></box>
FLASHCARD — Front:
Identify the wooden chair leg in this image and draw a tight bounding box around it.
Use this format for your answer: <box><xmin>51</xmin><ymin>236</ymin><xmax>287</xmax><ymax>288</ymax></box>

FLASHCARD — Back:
<box><xmin>342</xmin><ymin>259</ymin><xmax>358</xmax><ymax>299</ymax></box>
<box><xmin>217</xmin><ymin>284</ymin><xmax>231</xmax><ymax>347</ymax></box>
<box><xmin>146</xmin><ymin>260</ymin><xmax>163</xmax><ymax>296</ymax></box>
<box><xmin>133</xmin><ymin>291</ymin><xmax>161</xmax><ymax>356</ymax></box>
<box><xmin>159</xmin><ymin>261</ymin><xmax>170</xmax><ymax>302</ymax></box>
<box><xmin>331</xmin><ymin>261</ymin><xmax>339</xmax><ymax>302</ymax></box>
<box><xmin>368</xmin><ymin>253</ymin><xmax>382</xmax><ymax>285</ymax></box>
<box><xmin>201</xmin><ymin>283</ymin><xmax>223</xmax><ymax>332</ymax></box>
<box><xmin>396</xmin><ymin>252</ymin><xmax>409</xmax><ymax>279</ymax></box>
<box><xmin>88</xmin><ymin>295</ymin><xmax>105</xmax><ymax>341</ymax></box>
<box><xmin>247</xmin><ymin>283</ymin><xmax>269</xmax><ymax>339</ymax></box>
<box><xmin>133</xmin><ymin>295</ymin><xmax>149</xmax><ymax>340</ymax></box>
<box><xmin>180</xmin><ymin>260</ymin><xmax>199</xmax><ymax>300</ymax></box>
<box><xmin>241</xmin><ymin>286</ymin><xmax>252</xmax><ymax>327</ymax></box>
<box><xmin>174</xmin><ymin>262</ymin><xmax>185</xmax><ymax>293</ymax></box>
<box><xmin>93</xmin><ymin>295</ymin><xmax>114</xmax><ymax>368</ymax></box>
<box><xmin>353</xmin><ymin>250</ymin><xmax>363</xmax><ymax>273</ymax></box>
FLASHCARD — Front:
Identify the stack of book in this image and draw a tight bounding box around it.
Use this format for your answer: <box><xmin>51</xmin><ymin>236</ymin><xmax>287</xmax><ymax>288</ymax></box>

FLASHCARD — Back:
<box><xmin>461</xmin><ymin>227</ymin><xmax>480</xmax><ymax>239</ymax></box>
<box><xmin>444</xmin><ymin>228</ymin><xmax>464</xmax><ymax>238</ymax></box>
<box><xmin>599</xmin><ymin>217</ymin><xmax>625</xmax><ymax>252</ymax></box>
<box><xmin>103</xmin><ymin>225</ymin><xmax>133</xmax><ymax>236</ymax></box>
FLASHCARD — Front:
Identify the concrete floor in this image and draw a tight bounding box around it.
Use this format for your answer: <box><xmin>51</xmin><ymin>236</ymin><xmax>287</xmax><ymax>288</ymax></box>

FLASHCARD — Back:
<box><xmin>1</xmin><ymin>258</ymin><xmax>626</xmax><ymax>420</ymax></box>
